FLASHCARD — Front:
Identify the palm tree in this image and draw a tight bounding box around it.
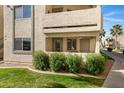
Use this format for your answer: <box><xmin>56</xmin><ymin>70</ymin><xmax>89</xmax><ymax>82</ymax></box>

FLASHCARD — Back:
<box><xmin>110</xmin><ymin>24</ymin><xmax>123</xmax><ymax>49</ymax></box>
<box><xmin>99</xmin><ymin>29</ymin><xmax>106</xmax><ymax>48</ymax></box>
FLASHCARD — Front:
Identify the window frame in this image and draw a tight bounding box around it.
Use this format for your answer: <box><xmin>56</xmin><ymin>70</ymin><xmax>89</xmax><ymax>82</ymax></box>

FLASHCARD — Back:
<box><xmin>67</xmin><ymin>39</ymin><xmax>77</xmax><ymax>51</ymax></box>
<box><xmin>14</xmin><ymin>5</ymin><xmax>31</xmax><ymax>19</ymax></box>
<box><xmin>14</xmin><ymin>6</ymin><xmax>23</xmax><ymax>19</ymax></box>
<box><xmin>23</xmin><ymin>38</ymin><xmax>31</xmax><ymax>51</ymax></box>
<box><xmin>14</xmin><ymin>38</ymin><xmax>32</xmax><ymax>54</ymax></box>
<box><xmin>52</xmin><ymin>38</ymin><xmax>63</xmax><ymax>52</ymax></box>
<box><xmin>14</xmin><ymin>38</ymin><xmax>23</xmax><ymax>50</ymax></box>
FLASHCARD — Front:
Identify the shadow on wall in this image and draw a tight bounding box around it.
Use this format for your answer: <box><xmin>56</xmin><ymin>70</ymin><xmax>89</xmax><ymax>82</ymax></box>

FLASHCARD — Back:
<box><xmin>0</xmin><ymin>37</ymin><xmax>3</xmax><ymax>59</ymax></box>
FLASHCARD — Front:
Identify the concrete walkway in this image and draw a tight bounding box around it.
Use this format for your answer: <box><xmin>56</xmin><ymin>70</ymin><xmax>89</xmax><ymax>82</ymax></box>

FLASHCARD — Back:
<box><xmin>102</xmin><ymin>50</ymin><xmax>124</xmax><ymax>88</ymax></box>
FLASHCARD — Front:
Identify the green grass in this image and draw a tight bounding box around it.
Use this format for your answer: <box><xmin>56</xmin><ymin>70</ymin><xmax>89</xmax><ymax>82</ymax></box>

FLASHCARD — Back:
<box><xmin>0</xmin><ymin>68</ymin><xmax>104</xmax><ymax>88</ymax></box>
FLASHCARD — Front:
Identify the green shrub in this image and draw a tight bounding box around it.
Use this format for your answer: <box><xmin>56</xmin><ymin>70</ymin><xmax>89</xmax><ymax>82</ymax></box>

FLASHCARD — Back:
<box><xmin>50</xmin><ymin>53</ymin><xmax>66</xmax><ymax>72</ymax></box>
<box><xmin>100</xmin><ymin>51</ymin><xmax>108</xmax><ymax>61</ymax></box>
<box><xmin>33</xmin><ymin>50</ymin><xmax>49</xmax><ymax>70</ymax></box>
<box><xmin>66</xmin><ymin>54</ymin><xmax>82</xmax><ymax>73</ymax></box>
<box><xmin>85</xmin><ymin>53</ymin><xmax>106</xmax><ymax>75</ymax></box>
<box><xmin>100</xmin><ymin>50</ymin><xmax>112</xmax><ymax>60</ymax></box>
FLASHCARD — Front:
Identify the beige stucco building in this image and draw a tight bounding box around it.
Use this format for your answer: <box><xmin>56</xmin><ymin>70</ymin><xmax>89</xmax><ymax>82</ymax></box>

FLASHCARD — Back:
<box><xmin>111</xmin><ymin>35</ymin><xmax>124</xmax><ymax>49</ymax></box>
<box><xmin>4</xmin><ymin>5</ymin><xmax>103</xmax><ymax>62</ymax></box>
<box><xmin>0</xmin><ymin>6</ymin><xmax>3</xmax><ymax>59</ymax></box>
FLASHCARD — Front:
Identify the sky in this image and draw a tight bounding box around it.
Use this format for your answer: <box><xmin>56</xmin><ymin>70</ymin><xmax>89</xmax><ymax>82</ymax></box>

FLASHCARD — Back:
<box><xmin>101</xmin><ymin>5</ymin><xmax>124</xmax><ymax>37</ymax></box>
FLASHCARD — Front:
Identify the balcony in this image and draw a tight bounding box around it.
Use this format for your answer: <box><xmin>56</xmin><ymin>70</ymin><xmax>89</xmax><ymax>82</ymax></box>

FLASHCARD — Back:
<box><xmin>43</xmin><ymin>6</ymin><xmax>102</xmax><ymax>33</ymax></box>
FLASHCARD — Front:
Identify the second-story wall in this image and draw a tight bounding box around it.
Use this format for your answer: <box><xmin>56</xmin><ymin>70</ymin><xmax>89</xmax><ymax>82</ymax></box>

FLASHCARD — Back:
<box><xmin>46</xmin><ymin>5</ymin><xmax>96</xmax><ymax>13</ymax></box>
<box><xmin>43</xmin><ymin>6</ymin><xmax>102</xmax><ymax>33</ymax></box>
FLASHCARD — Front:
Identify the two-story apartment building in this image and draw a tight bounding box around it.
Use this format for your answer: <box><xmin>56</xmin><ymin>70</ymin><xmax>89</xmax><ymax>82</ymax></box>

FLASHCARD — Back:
<box><xmin>4</xmin><ymin>5</ymin><xmax>103</xmax><ymax>62</ymax></box>
<box><xmin>0</xmin><ymin>6</ymin><xmax>3</xmax><ymax>59</ymax></box>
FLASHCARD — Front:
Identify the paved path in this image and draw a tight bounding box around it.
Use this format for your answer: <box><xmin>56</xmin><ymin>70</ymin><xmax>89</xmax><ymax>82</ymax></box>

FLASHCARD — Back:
<box><xmin>102</xmin><ymin>50</ymin><xmax>124</xmax><ymax>88</ymax></box>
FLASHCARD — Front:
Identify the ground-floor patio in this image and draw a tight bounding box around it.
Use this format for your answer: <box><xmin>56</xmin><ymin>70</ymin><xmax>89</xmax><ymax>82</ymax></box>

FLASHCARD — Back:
<box><xmin>46</xmin><ymin>37</ymin><xmax>96</xmax><ymax>53</ymax></box>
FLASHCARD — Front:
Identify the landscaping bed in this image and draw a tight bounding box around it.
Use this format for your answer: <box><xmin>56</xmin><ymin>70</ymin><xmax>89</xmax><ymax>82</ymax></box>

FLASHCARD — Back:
<box><xmin>0</xmin><ymin>51</ymin><xmax>114</xmax><ymax>88</ymax></box>
<box><xmin>0</xmin><ymin>68</ymin><xmax>104</xmax><ymax>88</ymax></box>
<box><xmin>98</xmin><ymin>59</ymin><xmax>114</xmax><ymax>78</ymax></box>
<box><xmin>80</xmin><ymin>59</ymin><xmax>114</xmax><ymax>79</ymax></box>
<box><xmin>32</xmin><ymin>51</ymin><xmax>114</xmax><ymax>78</ymax></box>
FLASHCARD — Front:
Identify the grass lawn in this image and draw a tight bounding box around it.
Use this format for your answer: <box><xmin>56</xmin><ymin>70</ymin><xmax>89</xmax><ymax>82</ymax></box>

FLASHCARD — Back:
<box><xmin>0</xmin><ymin>68</ymin><xmax>104</xmax><ymax>88</ymax></box>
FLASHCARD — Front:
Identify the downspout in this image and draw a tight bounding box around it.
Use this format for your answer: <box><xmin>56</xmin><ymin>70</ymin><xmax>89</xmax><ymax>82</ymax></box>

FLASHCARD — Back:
<box><xmin>13</xmin><ymin>6</ymin><xmax>15</xmax><ymax>52</ymax></box>
<box><xmin>32</xmin><ymin>5</ymin><xmax>35</xmax><ymax>54</ymax></box>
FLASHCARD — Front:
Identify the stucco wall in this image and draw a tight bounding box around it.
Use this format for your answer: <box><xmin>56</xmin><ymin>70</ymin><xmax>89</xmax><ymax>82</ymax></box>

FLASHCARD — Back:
<box><xmin>34</xmin><ymin>6</ymin><xmax>46</xmax><ymax>52</ymax></box>
<box><xmin>90</xmin><ymin>37</ymin><xmax>96</xmax><ymax>52</ymax></box>
<box><xmin>43</xmin><ymin>7</ymin><xmax>101</xmax><ymax>29</ymax></box>
<box><xmin>46</xmin><ymin>5</ymin><xmax>94</xmax><ymax>13</ymax></box>
<box><xmin>4</xmin><ymin>6</ymin><xmax>32</xmax><ymax>62</ymax></box>
<box><xmin>15</xmin><ymin>19</ymin><xmax>32</xmax><ymax>38</ymax></box>
<box><xmin>4</xmin><ymin>5</ymin><xmax>102</xmax><ymax>62</ymax></box>
<box><xmin>113</xmin><ymin>35</ymin><xmax>124</xmax><ymax>48</ymax></box>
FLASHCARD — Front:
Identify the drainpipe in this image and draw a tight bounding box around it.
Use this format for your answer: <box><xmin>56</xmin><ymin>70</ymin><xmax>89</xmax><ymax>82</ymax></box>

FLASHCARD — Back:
<box><xmin>32</xmin><ymin>5</ymin><xmax>35</xmax><ymax>55</ymax></box>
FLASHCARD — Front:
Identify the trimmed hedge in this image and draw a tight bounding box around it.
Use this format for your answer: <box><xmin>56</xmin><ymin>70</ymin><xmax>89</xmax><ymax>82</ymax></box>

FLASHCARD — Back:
<box><xmin>33</xmin><ymin>50</ymin><xmax>49</xmax><ymax>71</ymax></box>
<box><xmin>66</xmin><ymin>54</ymin><xmax>82</xmax><ymax>73</ymax></box>
<box><xmin>50</xmin><ymin>53</ymin><xmax>66</xmax><ymax>72</ymax></box>
<box><xmin>32</xmin><ymin>50</ymin><xmax>107</xmax><ymax>75</ymax></box>
<box><xmin>85</xmin><ymin>54</ymin><xmax>106</xmax><ymax>75</ymax></box>
<box><xmin>100</xmin><ymin>51</ymin><xmax>111</xmax><ymax>61</ymax></box>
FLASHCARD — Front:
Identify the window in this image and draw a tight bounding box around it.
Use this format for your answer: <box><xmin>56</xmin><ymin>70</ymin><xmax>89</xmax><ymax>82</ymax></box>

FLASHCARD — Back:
<box><xmin>23</xmin><ymin>6</ymin><xmax>31</xmax><ymax>18</ymax></box>
<box><xmin>15</xmin><ymin>6</ymin><xmax>23</xmax><ymax>19</ymax></box>
<box><xmin>23</xmin><ymin>38</ymin><xmax>31</xmax><ymax>51</ymax></box>
<box><xmin>53</xmin><ymin>38</ymin><xmax>63</xmax><ymax>52</ymax></box>
<box><xmin>14</xmin><ymin>38</ymin><xmax>22</xmax><ymax>50</ymax></box>
<box><xmin>15</xmin><ymin>5</ymin><xmax>31</xmax><ymax>19</ymax></box>
<box><xmin>67</xmin><ymin>39</ymin><xmax>76</xmax><ymax>51</ymax></box>
<box><xmin>14</xmin><ymin>38</ymin><xmax>31</xmax><ymax>51</ymax></box>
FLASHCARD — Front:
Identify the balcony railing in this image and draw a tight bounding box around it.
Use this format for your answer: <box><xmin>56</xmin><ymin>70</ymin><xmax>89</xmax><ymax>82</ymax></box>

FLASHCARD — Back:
<box><xmin>43</xmin><ymin>7</ymin><xmax>102</xmax><ymax>30</ymax></box>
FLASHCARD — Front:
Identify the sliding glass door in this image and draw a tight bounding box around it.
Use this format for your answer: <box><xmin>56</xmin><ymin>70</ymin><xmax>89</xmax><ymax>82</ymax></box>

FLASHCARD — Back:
<box><xmin>52</xmin><ymin>38</ymin><xmax>63</xmax><ymax>52</ymax></box>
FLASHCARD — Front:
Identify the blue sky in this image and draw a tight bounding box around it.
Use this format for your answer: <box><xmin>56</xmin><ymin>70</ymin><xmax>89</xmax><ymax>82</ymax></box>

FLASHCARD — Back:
<box><xmin>101</xmin><ymin>5</ymin><xmax>124</xmax><ymax>37</ymax></box>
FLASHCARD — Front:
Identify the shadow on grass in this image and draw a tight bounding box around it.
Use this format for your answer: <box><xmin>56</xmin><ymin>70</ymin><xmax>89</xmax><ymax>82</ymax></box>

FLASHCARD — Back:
<box><xmin>43</xmin><ymin>82</ymin><xmax>66</xmax><ymax>88</ymax></box>
<box><xmin>68</xmin><ymin>74</ymin><xmax>104</xmax><ymax>86</ymax></box>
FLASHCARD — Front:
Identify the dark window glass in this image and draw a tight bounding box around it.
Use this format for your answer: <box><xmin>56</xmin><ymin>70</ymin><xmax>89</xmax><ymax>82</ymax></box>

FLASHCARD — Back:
<box><xmin>23</xmin><ymin>5</ymin><xmax>31</xmax><ymax>18</ymax></box>
<box><xmin>14</xmin><ymin>38</ymin><xmax>22</xmax><ymax>50</ymax></box>
<box><xmin>67</xmin><ymin>39</ymin><xmax>76</xmax><ymax>50</ymax></box>
<box><xmin>23</xmin><ymin>38</ymin><xmax>31</xmax><ymax>51</ymax></box>
<box><xmin>67</xmin><ymin>39</ymin><xmax>71</xmax><ymax>50</ymax></box>
<box><xmin>53</xmin><ymin>38</ymin><xmax>63</xmax><ymax>52</ymax></box>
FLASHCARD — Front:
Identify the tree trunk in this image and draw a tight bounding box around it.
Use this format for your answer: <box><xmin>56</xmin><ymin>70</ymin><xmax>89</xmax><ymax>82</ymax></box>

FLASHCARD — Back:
<box><xmin>115</xmin><ymin>34</ymin><xmax>117</xmax><ymax>49</ymax></box>
<box><xmin>99</xmin><ymin>36</ymin><xmax>104</xmax><ymax>48</ymax></box>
